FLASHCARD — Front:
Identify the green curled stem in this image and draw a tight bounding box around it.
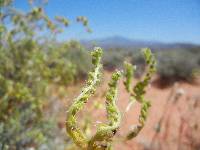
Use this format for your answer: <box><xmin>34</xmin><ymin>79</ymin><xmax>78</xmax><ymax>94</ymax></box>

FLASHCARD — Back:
<box><xmin>66</xmin><ymin>47</ymin><xmax>102</xmax><ymax>149</ymax></box>
<box><xmin>88</xmin><ymin>71</ymin><xmax>122</xmax><ymax>150</ymax></box>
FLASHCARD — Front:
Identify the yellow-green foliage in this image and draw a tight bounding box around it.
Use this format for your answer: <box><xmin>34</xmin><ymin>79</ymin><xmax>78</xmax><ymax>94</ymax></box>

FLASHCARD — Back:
<box><xmin>0</xmin><ymin>0</ymin><xmax>92</xmax><ymax>149</ymax></box>
<box><xmin>66</xmin><ymin>47</ymin><xmax>156</xmax><ymax>149</ymax></box>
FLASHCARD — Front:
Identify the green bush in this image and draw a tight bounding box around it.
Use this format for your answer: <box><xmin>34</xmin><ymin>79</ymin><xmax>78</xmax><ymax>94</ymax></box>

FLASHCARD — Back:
<box><xmin>0</xmin><ymin>0</ymin><xmax>91</xmax><ymax>149</ymax></box>
<box><xmin>157</xmin><ymin>50</ymin><xmax>200</xmax><ymax>82</ymax></box>
<box><xmin>130</xmin><ymin>50</ymin><xmax>146</xmax><ymax>78</ymax></box>
<box><xmin>102</xmin><ymin>48</ymin><xmax>128</xmax><ymax>70</ymax></box>
<box><xmin>102</xmin><ymin>48</ymin><xmax>149</xmax><ymax>78</ymax></box>
<box><xmin>0</xmin><ymin>38</ymin><xmax>51</xmax><ymax>150</ymax></box>
<box><xmin>64</xmin><ymin>41</ymin><xmax>92</xmax><ymax>79</ymax></box>
<box><xmin>44</xmin><ymin>40</ymin><xmax>92</xmax><ymax>85</ymax></box>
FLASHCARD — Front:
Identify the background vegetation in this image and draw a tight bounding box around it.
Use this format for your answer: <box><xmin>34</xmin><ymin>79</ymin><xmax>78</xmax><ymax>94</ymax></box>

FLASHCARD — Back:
<box><xmin>0</xmin><ymin>0</ymin><xmax>91</xmax><ymax>149</ymax></box>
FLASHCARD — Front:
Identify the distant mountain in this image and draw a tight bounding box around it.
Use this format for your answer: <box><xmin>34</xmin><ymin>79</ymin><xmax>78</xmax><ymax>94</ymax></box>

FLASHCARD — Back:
<box><xmin>80</xmin><ymin>36</ymin><xmax>200</xmax><ymax>50</ymax></box>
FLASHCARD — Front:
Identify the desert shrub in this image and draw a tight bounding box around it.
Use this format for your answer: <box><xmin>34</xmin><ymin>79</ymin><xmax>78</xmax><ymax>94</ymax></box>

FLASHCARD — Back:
<box><xmin>0</xmin><ymin>39</ymin><xmax>51</xmax><ymax>149</ymax></box>
<box><xmin>130</xmin><ymin>50</ymin><xmax>147</xmax><ymax>78</ymax></box>
<box><xmin>157</xmin><ymin>50</ymin><xmax>200</xmax><ymax>82</ymax></box>
<box><xmin>102</xmin><ymin>48</ymin><xmax>154</xmax><ymax>78</ymax></box>
<box><xmin>0</xmin><ymin>0</ymin><xmax>91</xmax><ymax>149</ymax></box>
<box><xmin>64</xmin><ymin>41</ymin><xmax>92</xmax><ymax>79</ymax></box>
<box><xmin>102</xmin><ymin>48</ymin><xmax>128</xmax><ymax>70</ymax></box>
<box><xmin>44</xmin><ymin>40</ymin><xmax>92</xmax><ymax>85</ymax></box>
<box><xmin>102</xmin><ymin>47</ymin><xmax>200</xmax><ymax>84</ymax></box>
<box><xmin>189</xmin><ymin>47</ymin><xmax>200</xmax><ymax>67</ymax></box>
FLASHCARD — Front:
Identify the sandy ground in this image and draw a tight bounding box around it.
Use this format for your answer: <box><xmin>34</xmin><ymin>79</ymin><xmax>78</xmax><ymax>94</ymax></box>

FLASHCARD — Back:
<box><xmin>54</xmin><ymin>71</ymin><xmax>200</xmax><ymax>150</ymax></box>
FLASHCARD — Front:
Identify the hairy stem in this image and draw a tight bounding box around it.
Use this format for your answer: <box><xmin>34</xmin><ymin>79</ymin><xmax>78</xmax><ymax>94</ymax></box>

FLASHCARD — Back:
<box><xmin>66</xmin><ymin>47</ymin><xmax>102</xmax><ymax>149</ymax></box>
<box><xmin>88</xmin><ymin>71</ymin><xmax>122</xmax><ymax>150</ymax></box>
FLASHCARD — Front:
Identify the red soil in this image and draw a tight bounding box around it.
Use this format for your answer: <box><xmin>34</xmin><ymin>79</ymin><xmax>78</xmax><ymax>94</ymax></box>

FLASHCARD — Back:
<box><xmin>58</xmin><ymin>71</ymin><xmax>200</xmax><ymax>150</ymax></box>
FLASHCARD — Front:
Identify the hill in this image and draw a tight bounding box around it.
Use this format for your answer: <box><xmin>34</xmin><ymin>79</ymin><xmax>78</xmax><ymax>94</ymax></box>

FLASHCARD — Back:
<box><xmin>80</xmin><ymin>36</ymin><xmax>200</xmax><ymax>51</ymax></box>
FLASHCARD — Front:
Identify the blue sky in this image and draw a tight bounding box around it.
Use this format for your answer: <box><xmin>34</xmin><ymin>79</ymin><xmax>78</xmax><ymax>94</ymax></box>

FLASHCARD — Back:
<box><xmin>15</xmin><ymin>0</ymin><xmax>200</xmax><ymax>44</ymax></box>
